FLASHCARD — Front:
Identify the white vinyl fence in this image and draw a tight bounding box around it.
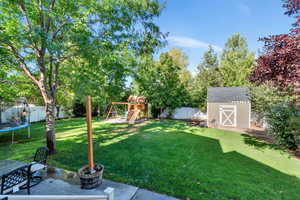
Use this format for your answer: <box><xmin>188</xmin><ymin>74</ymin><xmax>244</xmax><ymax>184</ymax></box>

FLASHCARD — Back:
<box><xmin>1</xmin><ymin>105</ymin><xmax>69</xmax><ymax>123</ymax></box>
<box><xmin>251</xmin><ymin>111</ymin><xmax>269</xmax><ymax>128</ymax></box>
<box><xmin>160</xmin><ymin>107</ymin><xmax>207</xmax><ymax>120</ymax></box>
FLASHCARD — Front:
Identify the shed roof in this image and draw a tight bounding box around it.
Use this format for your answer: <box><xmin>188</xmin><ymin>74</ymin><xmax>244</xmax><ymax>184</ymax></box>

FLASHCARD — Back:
<box><xmin>207</xmin><ymin>87</ymin><xmax>250</xmax><ymax>102</ymax></box>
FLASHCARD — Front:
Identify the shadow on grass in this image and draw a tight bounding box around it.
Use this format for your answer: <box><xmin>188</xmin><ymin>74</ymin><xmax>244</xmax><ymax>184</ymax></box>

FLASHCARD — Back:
<box><xmin>241</xmin><ymin>134</ymin><xmax>283</xmax><ymax>151</ymax></box>
<box><xmin>2</xmin><ymin>119</ymin><xmax>300</xmax><ymax>200</ymax></box>
<box><xmin>0</xmin><ymin>117</ymin><xmax>101</xmax><ymax>146</ymax></box>
<box><xmin>50</xmin><ymin>120</ymin><xmax>300</xmax><ymax>200</ymax></box>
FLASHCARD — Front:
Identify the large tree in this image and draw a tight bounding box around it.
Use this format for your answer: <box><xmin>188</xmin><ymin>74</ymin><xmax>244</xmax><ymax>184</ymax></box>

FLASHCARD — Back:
<box><xmin>167</xmin><ymin>48</ymin><xmax>192</xmax><ymax>90</ymax></box>
<box><xmin>250</xmin><ymin>0</ymin><xmax>300</xmax><ymax>94</ymax></box>
<box><xmin>134</xmin><ymin>52</ymin><xmax>189</xmax><ymax>117</ymax></box>
<box><xmin>197</xmin><ymin>45</ymin><xmax>218</xmax><ymax>72</ymax></box>
<box><xmin>191</xmin><ymin>46</ymin><xmax>222</xmax><ymax>109</ymax></box>
<box><xmin>0</xmin><ymin>0</ymin><xmax>164</xmax><ymax>153</ymax></box>
<box><xmin>219</xmin><ymin>33</ymin><xmax>255</xmax><ymax>87</ymax></box>
<box><xmin>68</xmin><ymin>49</ymin><xmax>132</xmax><ymax>116</ymax></box>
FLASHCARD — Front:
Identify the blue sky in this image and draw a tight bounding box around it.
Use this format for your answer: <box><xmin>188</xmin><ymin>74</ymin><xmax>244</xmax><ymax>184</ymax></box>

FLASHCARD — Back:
<box><xmin>155</xmin><ymin>0</ymin><xmax>294</xmax><ymax>74</ymax></box>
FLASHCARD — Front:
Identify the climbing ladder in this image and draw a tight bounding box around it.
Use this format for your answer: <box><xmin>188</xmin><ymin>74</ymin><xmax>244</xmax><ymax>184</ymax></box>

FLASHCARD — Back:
<box><xmin>106</xmin><ymin>105</ymin><xmax>117</xmax><ymax>119</ymax></box>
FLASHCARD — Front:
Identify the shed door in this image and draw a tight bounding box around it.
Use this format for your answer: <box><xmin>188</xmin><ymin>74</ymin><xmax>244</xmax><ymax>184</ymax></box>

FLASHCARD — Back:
<box><xmin>219</xmin><ymin>105</ymin><xmax>236</xmax><ymax>127</ymax></box>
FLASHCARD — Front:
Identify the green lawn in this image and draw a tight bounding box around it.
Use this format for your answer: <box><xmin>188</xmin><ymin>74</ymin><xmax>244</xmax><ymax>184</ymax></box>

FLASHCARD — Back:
<box><xmin>1</xmin><ymin>118</ymin><xmax>300</xmax><ymax>200</ymax></box>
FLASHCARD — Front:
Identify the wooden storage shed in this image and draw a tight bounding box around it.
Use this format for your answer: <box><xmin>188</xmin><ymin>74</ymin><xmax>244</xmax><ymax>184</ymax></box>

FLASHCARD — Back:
<box><xmin>207</xmin><ymin>87</ymin><xmax>251</xmax><ymax>129</ymax></box>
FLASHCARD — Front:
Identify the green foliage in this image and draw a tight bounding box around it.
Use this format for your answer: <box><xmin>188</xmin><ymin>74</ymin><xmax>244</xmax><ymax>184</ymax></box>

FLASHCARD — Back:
<box><xmin>249</xmin><ymin>83</ymin><xmax>296</xmax><ymax>115</ymax></box>
<box><xmin>249</xmin><ymin>83</ymin><xmax>298</xmax><ymax>129</ymax></box>
<box><xmin>2</xmin><ymin>119</ymin><xmax>300</xmax><ymax>200</ymax></box>
<box><xmin>72</xmin><ymin>99</ymin><xmax>86</xmax><ymax>117</ymax></box>
<box><xmin>0</xmin><ymin>0</ymin><xmax>164</xmax><ymax>102</ymax></box>
<box><xmin>0</xmin><ymin>66</ymin><xmax>43</xmax><ymax>104</ymax></box>
<box><xmin>168</xmin><ymin>48</ymin><xmax>192</xmax><ymax>89</ymax></box>
<box><xmin>0</xmin><ymin>0</ymin><xmax>165</xmax><ymax>152</ymax></box>
<box><xmin>191</xmin><ymin>34</ymin><xmax>255</xmax><ymax>110</ymax></box>
<box><xmin>0</xmin><ymin>66</ymin><xmax>16</xmax><ymax>102</ymax></box>
<box><xmin>135</xmin><ymin>51</ymin><xmax>190</xmax><ymax>116</ymax></box>
<box><xmin>67</xmin><ymin>50</ymin><xmax>132</xmax><ymax>107</ymax></box>
<box><xmin>168</xmin><ymin>48</ymin><xmax>189</xmax><ymax>68</ymax></box>
<box><xmin>197</xmin><ymin>45</ymin><xmax>218</xmax><ymax>71</ymax></box>
<box><xmin>157</xmin><ymin>53</ymin><xmax>189</xmax><ymax>109</ymax></box>
<box><xmin>191</xmin><ymin>46</ymin><xmax>222</xmax><ymax>110</ymax></box>
<box><xmin>219</xmin><ymin>33</ymin><xmax>255</xmax><ymax>86</ymax></box>
<box><xmin>266</xmin><ymin>103</ymin><xmax>300</xmax><ymax>150</ymax></box>
<box><xmin>192</xmin><ymin>69</ymin><xmax>223</xmax><ymax>110</ymax></box>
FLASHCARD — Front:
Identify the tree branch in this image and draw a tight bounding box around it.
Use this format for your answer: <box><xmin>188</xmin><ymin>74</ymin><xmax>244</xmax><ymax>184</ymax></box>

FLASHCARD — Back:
<box><xmin>52</xmin><ymin>22</ymin><xmax>68</xmax><ymax>41</ymax></box>
<box><xmin>18</xmin><ymin>1</ymin><xmax>33</xmax><ymax>31</ymax></box>
<box><xmin>50</xmin><ymin>0</ymin><xmax>56</xmax><ymax>9</ymax></box>
<box><xmin>6</xmin><ymin>43</ymin><xmax>40</xmax><ymax>86</ymax></box>
<box><xmin>0</xmin><ymin>80</ymin><xmax>33</xmax><ymax>84</ymax></box>
<box><xmin>38</xmin><ymin>0</ymin><xmax>45</xmax><ymax>30</ymax></box>
<box><xmin>45</xmin><ymin>0</ymin><xmax>56</xmax><ymax>33</ymax></box>
<box><xmin>20</xmin><ymin>63</ymin><xmax>40</xmax><ymax>87</ymax></box>
<box><xmin>18</xmin><ymin>1</ymin><xmax>40</xmax><ymax>52</ymax></box>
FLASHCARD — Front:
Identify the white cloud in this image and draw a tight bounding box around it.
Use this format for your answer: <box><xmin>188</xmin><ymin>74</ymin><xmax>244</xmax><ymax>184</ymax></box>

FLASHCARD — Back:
<box><xmin>237</xmin><ymin>3</ymin><xmax>251</xmax><ymax>16</ymax></box>
<box><xmin>168</xmin><ymin>36</ymin><xmax>222</xmax><ymax>52</ymax></box>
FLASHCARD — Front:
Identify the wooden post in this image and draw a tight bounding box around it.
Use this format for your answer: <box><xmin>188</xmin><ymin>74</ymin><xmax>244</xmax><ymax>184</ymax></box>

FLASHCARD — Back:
<box><xmin>106</xmin><ymin>105</ymin><xmax>113</xmax><ymax>119</ymax></box>
<box><xmin>86</xmin><ymin>96</ymin><xmax>94</xmax><ymax>171</ymax></box>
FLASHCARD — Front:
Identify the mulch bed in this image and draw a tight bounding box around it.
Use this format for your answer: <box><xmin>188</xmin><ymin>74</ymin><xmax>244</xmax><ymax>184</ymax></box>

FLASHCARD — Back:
<box><xmin>186</xmin><ymin>120</ymin><xmax>208</xmax><ymax>128</ymax></box>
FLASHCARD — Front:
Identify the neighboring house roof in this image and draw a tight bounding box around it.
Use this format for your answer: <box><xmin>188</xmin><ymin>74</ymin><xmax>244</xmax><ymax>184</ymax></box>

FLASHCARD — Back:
<box><xmin>207</xmin><ymin>87</ymin><xmax>250</xmax><ymax>102</ymax></box>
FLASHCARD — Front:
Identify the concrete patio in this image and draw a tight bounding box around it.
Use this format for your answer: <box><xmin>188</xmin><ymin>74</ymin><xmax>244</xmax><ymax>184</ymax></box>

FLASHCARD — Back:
<box><xmin>15</xmin><ymin>166</ymin><xmax>179</xmax><ymax>200</ymax></box>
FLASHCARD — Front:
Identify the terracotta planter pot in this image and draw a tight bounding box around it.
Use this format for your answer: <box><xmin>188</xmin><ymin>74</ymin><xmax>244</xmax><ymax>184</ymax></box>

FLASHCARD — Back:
<box><xmin>78</xmin><ymin>164</ymin><xmax>104</xmax><ymax>189</ymax></box>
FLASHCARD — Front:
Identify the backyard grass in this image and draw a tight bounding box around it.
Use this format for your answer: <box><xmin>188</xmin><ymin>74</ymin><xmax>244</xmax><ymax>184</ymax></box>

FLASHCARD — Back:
<box><xmin>1</xmin><ymin>118</ymin><xmax>300</xmax><ymax>200</ymax></box>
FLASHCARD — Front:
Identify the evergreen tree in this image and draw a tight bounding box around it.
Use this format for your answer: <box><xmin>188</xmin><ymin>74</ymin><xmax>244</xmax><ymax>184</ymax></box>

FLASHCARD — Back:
<box><xmin>197</xmin><ymin>45</ymin><xmax>218</xmax><ymax>71</ymax></box>
<box><xmin>219</xmin><ymin>33</ymin><xmax>255</xmax><ymax>86</ymax></box>
<box><xmin>192</xmin><ymin>46</ymin><xmax>222</xmax><ymax>110</ymax></box>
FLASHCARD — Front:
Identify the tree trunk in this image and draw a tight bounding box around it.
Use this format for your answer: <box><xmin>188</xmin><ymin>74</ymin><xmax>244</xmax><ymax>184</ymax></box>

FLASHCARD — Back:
<box><xmin>56</xmin><ymin>106</ymin><xmax>60</xmax><ymax>119</ymax></box>
<box><xmin>46</xmin><ymin>100</ymin><xmax>56</xmax><ymax>154</ymax></box>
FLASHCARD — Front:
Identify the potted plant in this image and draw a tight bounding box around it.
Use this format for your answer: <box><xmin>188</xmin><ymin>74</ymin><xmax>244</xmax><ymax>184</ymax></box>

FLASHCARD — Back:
<box><xmin>78</xmin><ymin>96</ymin><xmax>104</xmax><ymax>189</ymax></box>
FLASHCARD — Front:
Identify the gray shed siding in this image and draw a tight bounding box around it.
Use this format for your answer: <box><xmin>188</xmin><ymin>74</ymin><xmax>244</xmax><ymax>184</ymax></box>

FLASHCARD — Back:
<box><xmin>207</xmin><ymin>102</ymin><xmax>250</xmax><ymax>129</ymax></box>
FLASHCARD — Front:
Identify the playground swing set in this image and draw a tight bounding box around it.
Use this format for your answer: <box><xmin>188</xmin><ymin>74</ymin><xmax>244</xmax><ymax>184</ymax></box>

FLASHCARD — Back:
<box><xmin>106</xmin><ymin>95</ymin><xmax>148</xmax><ymax>124</ymax></box>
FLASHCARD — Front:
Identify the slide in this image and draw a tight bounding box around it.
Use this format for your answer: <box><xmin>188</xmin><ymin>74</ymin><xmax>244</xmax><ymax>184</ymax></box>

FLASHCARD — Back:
<box><xmin>128</xmin><ymin>110</ymin><xmax>140</xmax><ymax>124</ymax></box>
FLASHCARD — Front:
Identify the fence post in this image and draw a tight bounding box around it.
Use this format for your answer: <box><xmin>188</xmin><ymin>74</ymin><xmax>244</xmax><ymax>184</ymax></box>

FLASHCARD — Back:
<box><xmin>104</xmin><ymin>187</ymin><xmax>114</xmax><ymax>200</ymax></box>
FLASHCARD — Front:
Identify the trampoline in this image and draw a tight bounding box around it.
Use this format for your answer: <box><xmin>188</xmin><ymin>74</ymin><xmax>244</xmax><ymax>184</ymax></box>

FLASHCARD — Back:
<box><xmin>0</xmin><ymin>98</ymin><xmax>31</xmax><ymax>144</ymax></box>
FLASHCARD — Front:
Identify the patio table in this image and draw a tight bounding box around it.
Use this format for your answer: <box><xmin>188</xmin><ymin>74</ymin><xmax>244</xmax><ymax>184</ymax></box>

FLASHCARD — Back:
<box><xmin>0</xmin><ymin>160</ymin><xmax>27</xmax><ymax>178</ymax></box>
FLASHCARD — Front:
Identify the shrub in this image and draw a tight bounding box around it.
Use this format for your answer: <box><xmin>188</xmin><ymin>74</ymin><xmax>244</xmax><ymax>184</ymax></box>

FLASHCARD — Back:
<box><xmin>249</xmin><ymin>84</ymin><xmax>295</xmax><ymax>118</ymax></box>
<box><xmin>266</xmin><ymin>103</ymin><xmax>300</xmax><ymax>150</ymax></box>
<box><xmin>73</xmin><ymin>99</ymin><xmax>86</xmax><ymax>117</ymax></box>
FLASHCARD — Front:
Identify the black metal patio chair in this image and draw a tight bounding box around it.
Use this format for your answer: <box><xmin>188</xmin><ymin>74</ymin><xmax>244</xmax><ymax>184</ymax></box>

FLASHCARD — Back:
<box><xmin>33</xmin><ymin>147</ymin><xmax>49</xmax><ymax>165</ymax></box>
<box><xmin>0</xmin><ymin>164</ymin><xmax>32</xmax><ymax>195</ymax></box>
<box><xmin>29</xmin><ymin>147</ymin><xmax>49</xmax><ymax>187</ymax></box>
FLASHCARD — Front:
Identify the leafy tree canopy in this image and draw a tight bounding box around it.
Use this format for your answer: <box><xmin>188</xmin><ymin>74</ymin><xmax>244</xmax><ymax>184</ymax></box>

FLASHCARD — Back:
<box><xmin>220</xmin><ymin>33</ymin><xmax>255</xmax><ymax>87</ymax></box>
<box><xmin>0</xmin><ymin>0</ymin><xmax>165</xmax><ymax>153</ymax></box>
<box><xmin>167</xmin><ymin>48</ymin><xmax>192</xmax><ymax>89</ymax></box>
<box><xmin>134</xmin><ymin>50</ymin><xmax>189</xmax><ymax>116</ymax></box>
<box><xmin>197</xmin><ymin>45</ymin><xmax>218</xmax><ymax>72</ymax></box>
<box><xmin>251</xmin><ymin>0</ymin><xmax>300</xmax><ymax>95</ymax></box>
<box><xmin>192</xmin><ymin>46</ymin><xmax>222</xmax><ymax>110</ymax></box>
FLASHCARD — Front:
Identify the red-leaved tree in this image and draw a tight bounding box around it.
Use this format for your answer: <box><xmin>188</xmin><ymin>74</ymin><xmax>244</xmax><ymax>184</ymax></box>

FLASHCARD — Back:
<box><xmin>250</xmin><ymin>0</ymin><xmax>300</xmax><ymax>94</ymax></box>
